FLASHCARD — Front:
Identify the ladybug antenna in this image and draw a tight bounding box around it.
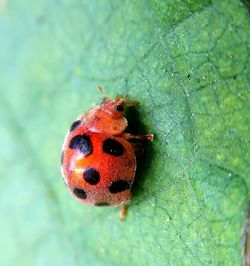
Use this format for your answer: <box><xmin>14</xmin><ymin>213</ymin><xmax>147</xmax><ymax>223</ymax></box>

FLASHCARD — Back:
<box><xmin>123</xmin><ymin>95</ymin><xmax>129</xmax><ymax>102</ymax></box>
<box><xmin>118</xmin><ymin>94</ymin><xmax>140</xmax><ymax>107</ymax></box>
<box><xmin>98</xmin><ymin>86</ymin><xmax>106</xmax><ymax>95</ymax></box>
<box><xmin>98</xmin><ymin>86</ymin><xmax>110</xmax><ymax>103</ymax></box>
<box><xmin>121</xmin><ymin>94</ymin><xmax>140</xmax><ymax>107</ymax></box>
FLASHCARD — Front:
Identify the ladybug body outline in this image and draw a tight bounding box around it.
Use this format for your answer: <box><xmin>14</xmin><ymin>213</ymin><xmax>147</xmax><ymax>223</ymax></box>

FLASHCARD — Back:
<box><xmin>61</xmin><ymin>89</ymin><xmax>153</xmax><ymax>219</ymax></box>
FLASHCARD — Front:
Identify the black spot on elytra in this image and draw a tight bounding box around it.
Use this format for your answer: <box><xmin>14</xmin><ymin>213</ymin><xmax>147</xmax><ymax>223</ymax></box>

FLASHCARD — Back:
<box><xmin>115</xmin><ymin>104</ymin><xmax>124</xmax><ymax>112</ymax></box>
<box><xmin>83</xmin><ymin>167</ymin><xmax>100</xmax><ymax>185</ymax></box>
<box><xmin>95</xmin><ymin>202</ymin><xmax>110</xmax><ymax>207</ymax></box>
<box><xmin>73</xmin><ymin>188</ymin><xmax>87</xmax><ymax>199</ymax></box>
<box><xmin>69</xmin><ymin>134</ymin><xmax>92</xmax><ymax>156</ymax></box>
<box><xmin>109</xmin><ymin>180</ymin><xmax>130</xmax><ymax>194</ymax></box>
<box><xmin>70</xmin><ymin>120</ymin><xmax>81</xmax><ymax>132</ymax></box>
<box><xmin>61</xmin><ymin>151</ymin><xmax>64</xmax><ymax>164</ymax></box>
<box><xmin>103</xmin><ymin>138</ymin><xmax>124</xmax><ymax>156</ymax></box>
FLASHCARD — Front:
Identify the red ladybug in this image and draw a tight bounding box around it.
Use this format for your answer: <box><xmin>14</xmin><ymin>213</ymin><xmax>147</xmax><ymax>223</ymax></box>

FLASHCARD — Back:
<box><xmin>61</xmin><ymin>87</ymin><xmax>153</xmax><ymax>219</ymax></box>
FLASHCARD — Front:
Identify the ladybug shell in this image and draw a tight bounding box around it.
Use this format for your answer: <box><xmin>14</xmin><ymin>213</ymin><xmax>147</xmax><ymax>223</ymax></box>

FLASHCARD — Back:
<box><xmin>61</xmin><ymin>124</ymin><xmax>136</xmax><ymax>206</ymax></box>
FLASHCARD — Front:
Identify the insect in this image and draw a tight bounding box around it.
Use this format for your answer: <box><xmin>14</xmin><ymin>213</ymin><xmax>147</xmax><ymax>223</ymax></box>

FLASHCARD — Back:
<box><xmin>60</xmin><ymin>87</ymin><xmax>153</xmax><ymax>220</ymax></box>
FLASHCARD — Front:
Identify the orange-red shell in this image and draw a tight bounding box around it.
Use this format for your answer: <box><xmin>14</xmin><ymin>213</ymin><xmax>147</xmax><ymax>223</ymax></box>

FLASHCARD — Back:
<box><xmin>61</xmin><ymin>97</ymin><xmax>137</xmax><ymax>206</ymax></box>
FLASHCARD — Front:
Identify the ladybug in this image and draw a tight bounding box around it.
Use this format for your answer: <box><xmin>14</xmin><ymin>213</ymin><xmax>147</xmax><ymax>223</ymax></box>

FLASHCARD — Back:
<box><xmin>60</xmin><ymin>87</ymin><xmax>153</xmax><ymax>219</ymax></box>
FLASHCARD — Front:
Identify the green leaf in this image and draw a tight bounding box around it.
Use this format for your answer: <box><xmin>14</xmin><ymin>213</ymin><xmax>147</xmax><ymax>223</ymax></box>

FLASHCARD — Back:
<box><xmin>0</xmin><ymin>0</ymin><xmax>249</xmax><ymax>265</ymax></box>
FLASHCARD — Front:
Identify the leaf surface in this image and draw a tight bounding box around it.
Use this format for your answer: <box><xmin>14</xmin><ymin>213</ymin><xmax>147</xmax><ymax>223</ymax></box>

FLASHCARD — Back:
<box><xmin>0</xmin><ymin>1</ymin><xmax>249</xmax><ymax>265</ymax></box>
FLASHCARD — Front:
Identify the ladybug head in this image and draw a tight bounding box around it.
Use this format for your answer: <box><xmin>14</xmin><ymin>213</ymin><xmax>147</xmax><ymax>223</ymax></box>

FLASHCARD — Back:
<box><xmin>100</xmin><ymin>95</ymin><xmax>128</xmax><ymax>119</ymax></box>
<box><xmin>84</xmin><ymin>87</ymin><xmax>139</xmax><ymax>135</ymax></box>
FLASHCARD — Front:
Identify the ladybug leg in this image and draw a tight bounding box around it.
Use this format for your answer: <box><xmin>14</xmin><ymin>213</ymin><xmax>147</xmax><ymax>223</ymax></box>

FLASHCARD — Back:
<box><xmin>124</xmin><ymin>101</ymin><xmax>140</xmax><ymax>107</ymax></box>
<box><xmin>121</xmin><ymin>133</ymin><xmax>154</xmax><ymax>142</ymax></box>
<box><xmin>120</xmin><ymin>204</ymin><xmax>127</xmax><ymax>220</ymax></box>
